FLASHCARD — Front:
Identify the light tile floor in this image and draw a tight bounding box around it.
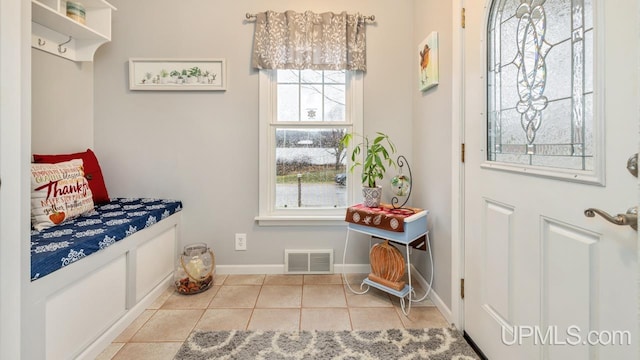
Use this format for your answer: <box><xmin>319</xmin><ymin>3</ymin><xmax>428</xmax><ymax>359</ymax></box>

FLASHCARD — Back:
<box><xmin>97</xmin><ymin>274</ymin><xmax>449</xmax><ymax>360</ymax></box>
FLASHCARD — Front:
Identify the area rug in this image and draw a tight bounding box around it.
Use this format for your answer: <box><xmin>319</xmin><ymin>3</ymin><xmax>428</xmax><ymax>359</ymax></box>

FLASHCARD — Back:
<box><xmin>174</xmin><ymin>328</ymin><xmax>480</xmax><ymax>360</ymax></box>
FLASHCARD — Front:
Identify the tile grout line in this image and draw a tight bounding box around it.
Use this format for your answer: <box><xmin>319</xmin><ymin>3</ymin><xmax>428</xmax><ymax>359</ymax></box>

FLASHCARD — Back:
<box><xmin>127</xmin><ymin>308</ymin><xmax>158</xmax><ymax>343</ymax></box>
<box><xmin>114</xmin><ymin>288</ymin><xmax>167</xmax><ymax>359</ymax></box>
<box><xmin>115</xmin><ymin>307</ymin><xmax>159</xmax><ymax>358</ymax></box>
<box><xmin>185</xmin><ymin>297</ymin><xmax>211</xmax><ymax>341</ymax></box>
<box><xmin>342</xmin><ymin>279</ymin><xmax>355</xmax><ymax>331</ymax></box>
<box><xmin>246</xmin><ymin>307</ymin><xmax>255</xmax><ymax>330</ymax></box>
<box><xmin>249</xmin><ymin>283</ymin><xmax>264</xmax><ymax>330</ymax></box>
<box><xmin>105</xmin><ymin>274</ymin><xmax>449</xmax><ymax>359</ymax></box>
<box><xmin>298</xmin><ymin>301</ymin><xmax>303</xmax><ymax>331</ymax></box>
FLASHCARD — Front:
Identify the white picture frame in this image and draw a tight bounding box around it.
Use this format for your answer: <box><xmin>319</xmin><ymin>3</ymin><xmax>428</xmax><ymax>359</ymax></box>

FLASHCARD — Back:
<box><xmin>129</xmin><ymin>58</ymin><xmax>227</xmax><ymax>91</ymax></box>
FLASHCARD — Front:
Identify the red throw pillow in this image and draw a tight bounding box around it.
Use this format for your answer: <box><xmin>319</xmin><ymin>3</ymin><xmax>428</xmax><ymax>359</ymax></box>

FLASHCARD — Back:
<box><xmin>33</xmin><ymin>149</ymin><xmax>110</xmax><ymax>204</ymax></box>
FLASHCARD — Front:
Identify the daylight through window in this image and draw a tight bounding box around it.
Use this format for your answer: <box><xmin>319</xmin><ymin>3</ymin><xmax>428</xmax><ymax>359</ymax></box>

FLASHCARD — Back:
<box><xmin>274</xmin><ymin>70</ymin><xmax>349</xmax><ymax>209</ymax></box>
<box><xmin>487</xmin><ymin>0</ymin><xmax>593</xmax><ymax>170</ymax></box>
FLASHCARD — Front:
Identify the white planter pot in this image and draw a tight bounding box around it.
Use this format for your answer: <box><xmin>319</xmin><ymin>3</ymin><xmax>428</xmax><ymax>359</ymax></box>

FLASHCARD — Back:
<box><xmin>362</xmin><ymin>186</ymin><xmax>382</xmax><ymax>207</ymax></box>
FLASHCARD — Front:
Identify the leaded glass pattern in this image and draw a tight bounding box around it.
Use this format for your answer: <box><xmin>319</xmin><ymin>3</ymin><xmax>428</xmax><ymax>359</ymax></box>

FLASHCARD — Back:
<box><xmin>487</xmin><ymin>0</ymin><xmax>593</xmax><ymax>170</ymax></box>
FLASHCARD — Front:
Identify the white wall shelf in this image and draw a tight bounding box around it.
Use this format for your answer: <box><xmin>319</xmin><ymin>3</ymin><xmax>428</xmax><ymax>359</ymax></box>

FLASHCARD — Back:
<box><xmin>31</xmin><ymin>0</ymin><xmax>116</xmax><ymax>62</ymax></box>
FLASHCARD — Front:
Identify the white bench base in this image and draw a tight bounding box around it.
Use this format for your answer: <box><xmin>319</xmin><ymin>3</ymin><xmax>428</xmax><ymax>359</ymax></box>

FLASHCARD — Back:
<box><xmin>23</xmin><ymin>212</ymin><xmax>181</xmax><ymax>360</ymax></box>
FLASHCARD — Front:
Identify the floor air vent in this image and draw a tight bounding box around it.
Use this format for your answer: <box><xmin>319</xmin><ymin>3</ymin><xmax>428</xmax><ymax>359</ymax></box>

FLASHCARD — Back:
<box><xmin>285</xmin><ymin>249</ymin><xmax>333</xmax><ymax>274</ymax></box>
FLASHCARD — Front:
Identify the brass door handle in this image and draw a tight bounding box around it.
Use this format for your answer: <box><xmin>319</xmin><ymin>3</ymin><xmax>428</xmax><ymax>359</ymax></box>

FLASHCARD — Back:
<box><xmin>584</xmin><ymin>206</ymin><xmax>638</xmax><ymax>231</ymax></box>
<box><xmin>627</xmin><ymin>153</ymin><xmax>638</xmax><ymax>177</ymax></box>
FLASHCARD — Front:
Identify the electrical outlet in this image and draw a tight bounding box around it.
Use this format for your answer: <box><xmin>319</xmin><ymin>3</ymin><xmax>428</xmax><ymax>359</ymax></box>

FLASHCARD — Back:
<box><xmin>235</xmin><ymin>233</ymin><xmax>247</xmax><ymax>251</ymax></box>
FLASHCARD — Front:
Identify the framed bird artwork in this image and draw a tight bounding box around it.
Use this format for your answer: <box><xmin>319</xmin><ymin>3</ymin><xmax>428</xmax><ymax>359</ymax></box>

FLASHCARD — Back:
<box><xmin>418</xmin><ymin>32</ymin><xmax>439</xmax><ymax>91</ymax></box>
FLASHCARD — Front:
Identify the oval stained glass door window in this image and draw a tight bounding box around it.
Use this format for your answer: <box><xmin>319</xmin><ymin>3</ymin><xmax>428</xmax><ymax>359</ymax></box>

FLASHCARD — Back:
<box><xmin>487</xmin><ymin>0</ymin><xmax>594</xmax><ymax>172</ymax></box>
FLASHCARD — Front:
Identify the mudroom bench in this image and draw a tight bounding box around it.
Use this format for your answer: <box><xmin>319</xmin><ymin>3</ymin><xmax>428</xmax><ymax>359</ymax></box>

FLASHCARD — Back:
<box><xmin>25</xmin><ymin>198</ymin><xmax>183</xmax><ymax>360</ymax></box>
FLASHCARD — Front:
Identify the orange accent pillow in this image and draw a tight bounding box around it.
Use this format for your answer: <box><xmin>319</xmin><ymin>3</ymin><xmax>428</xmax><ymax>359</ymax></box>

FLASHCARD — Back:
<box><xmin>33</xmin><ymin>149</ymin><xmax>110</xmax><ymax>204</ymax></box>
<box><xmin>31</xmin><ymin>159</ymin><xmax>95</xmax><ymax>231</ymax></box>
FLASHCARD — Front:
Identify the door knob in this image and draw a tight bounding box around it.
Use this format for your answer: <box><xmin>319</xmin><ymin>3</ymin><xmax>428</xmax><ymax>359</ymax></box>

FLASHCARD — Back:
<box><xmin>584</xmin><ymin>206</ymin><xmax>638</xmax><ymax>231</ymax></box>
<box><xmin>627</xmin><ymin>153</ymin><xmax>638</xmax><ymax>177</ymax></box>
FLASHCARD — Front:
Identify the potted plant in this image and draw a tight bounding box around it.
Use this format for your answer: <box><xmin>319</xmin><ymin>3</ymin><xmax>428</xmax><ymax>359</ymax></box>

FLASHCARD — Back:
<box><xmin>159</xmin><ymin>69</ymin><xmax>169</xmax><ymax>84</ymax></box>
<box><xmin>341</xmin><ymin>132</ymin><xmax>397</xmax><ymax>207</ymax></box>
<box><xmin>188</xmin><ymin>66</ymin><xmax>201</xmax><ymax>84</ymax></box>
<box><xmin>170</xmin><ymin>70</ymin><xmax>180</xmax><ymax>83</ymax></box>
<box><xmin>177</xmin><ymin>69</ymin><xmax>188</xmax><ymax>84</ymax></box>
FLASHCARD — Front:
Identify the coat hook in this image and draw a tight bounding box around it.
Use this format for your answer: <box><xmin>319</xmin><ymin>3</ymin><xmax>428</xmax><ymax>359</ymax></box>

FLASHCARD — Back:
<box><xmin>38</xmin><ymin>38</ymin><xmax>46</xmax><ymax>46</ymax></box>
<box><xmin>58</xmin><ymin>36</ymin><xmax>72</xmax><ymax>54</ymax></box>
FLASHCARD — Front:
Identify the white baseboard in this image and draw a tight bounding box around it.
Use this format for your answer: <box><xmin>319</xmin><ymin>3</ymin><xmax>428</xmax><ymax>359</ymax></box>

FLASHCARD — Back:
<box><xmin>215</xmin><ymin>264</ymin><xmax>370</xmax><ymax>275</ymax></box>
<box><xmin>216</xmin><ymin>264</ymin><xmax>284</xmax><ymax>274</ymax></box>
<box><xmin>334</xmin><ymin>264</ymin><xmax>370</xmax><ymax>274</ymax></box>
<box><xmin>409</xmin><ymin>265</ymin><xmax>453</xmax><ymax>326</ymax></box>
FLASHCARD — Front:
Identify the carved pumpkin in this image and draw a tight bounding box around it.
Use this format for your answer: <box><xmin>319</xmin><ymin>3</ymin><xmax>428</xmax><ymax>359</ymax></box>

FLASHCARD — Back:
<box><xmin>369</xmin><ymin>240</ymin><xmax>406</xmax><ymax>291</ymax></box>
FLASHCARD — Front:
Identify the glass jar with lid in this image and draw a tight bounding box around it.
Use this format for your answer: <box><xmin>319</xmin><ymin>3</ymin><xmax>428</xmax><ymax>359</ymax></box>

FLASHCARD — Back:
<box><xmin>174</xmin><ymin>243</ymin><xmax>215</xmax><ymax>295</ymax></box>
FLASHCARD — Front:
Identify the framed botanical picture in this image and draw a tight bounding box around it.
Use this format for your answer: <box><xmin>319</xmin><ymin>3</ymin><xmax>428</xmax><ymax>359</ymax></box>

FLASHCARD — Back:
<box><xmin>418</xmin><ymin>32</ymin><xmax>439</xmax><ymax>91</ymax></box>
<box><xmin>129</xmin><ymin>58</ymin><xmax>227</xmax><ymax>91</ymax></box>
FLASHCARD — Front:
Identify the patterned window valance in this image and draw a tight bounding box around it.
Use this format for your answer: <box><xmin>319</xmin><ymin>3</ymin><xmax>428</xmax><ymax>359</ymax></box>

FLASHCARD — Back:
<box><xmin>251</xmin><ymin>10</ymin><xmax>367</xmax><ymax>71</ymax></box>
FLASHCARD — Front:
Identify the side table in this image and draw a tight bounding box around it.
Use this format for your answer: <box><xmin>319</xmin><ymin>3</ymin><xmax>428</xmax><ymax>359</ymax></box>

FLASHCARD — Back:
<box><xmin>342</xmin><ymin>205</ymin><xmax>431</xmax><ymax>315</ymax></box>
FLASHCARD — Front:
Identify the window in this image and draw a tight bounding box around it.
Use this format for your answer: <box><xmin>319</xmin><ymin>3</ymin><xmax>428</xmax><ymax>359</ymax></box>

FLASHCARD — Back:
<box><xmin>257</xmin><ymin>70</ymin><xmax>363</xmax><ymax>225</ymax></box>
<box><xmin>487</xmin><ymin>0</ymin><xmax>597</xmax><ymax>178</ymax></box>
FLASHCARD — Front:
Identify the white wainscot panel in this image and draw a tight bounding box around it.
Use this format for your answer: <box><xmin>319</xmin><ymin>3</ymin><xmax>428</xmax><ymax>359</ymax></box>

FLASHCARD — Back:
<box><xmin>136</xmin><ymin>227</ymin><xmax>176</xmax><ymax>302</ymax></box>
<box><xmin>46</xmin><ymin>255</ymin><xmax>127</xmax><ymax>359</ymax></box>
<box><xmin>482</xmin><ymin>199</ymin><xmax>514</xmax><ymax>324</ymax></box>
<box><xmin>542</xmin><ymin>217</ymin><xmax>599</xmax><ymax>360</ymax></box>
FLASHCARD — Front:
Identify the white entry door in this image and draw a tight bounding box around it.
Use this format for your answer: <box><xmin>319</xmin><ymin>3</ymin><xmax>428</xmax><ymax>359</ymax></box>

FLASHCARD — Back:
<box><xmin>463</xmin><ymin>0</ymin><xmax>638</xmax><ymax>359</ymax></box>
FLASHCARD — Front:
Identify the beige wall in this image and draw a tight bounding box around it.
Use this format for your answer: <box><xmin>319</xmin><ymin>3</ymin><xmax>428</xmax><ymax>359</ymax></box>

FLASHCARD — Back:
<box><xmin>91</xmin><ymin>0</ymin><xmax>415</xmax><ymax>268</ymax></box>
<box><xmin>30</xmin><ymin>0</ymin><xmax>456</xmax><ymax>312</ymax></box>
<box><xmin>411</xmin><ymin>0</ymin><xmax>454</xmax><ymax>309</ymax></box>
<box><xmin>31</xmin><ymin>50</ymin><xmax>93</xmax><ymax>154</ymax></box>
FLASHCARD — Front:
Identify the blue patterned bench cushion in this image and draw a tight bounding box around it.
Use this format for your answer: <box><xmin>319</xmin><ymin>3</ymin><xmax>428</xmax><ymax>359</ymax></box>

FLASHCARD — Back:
<box><xmin>31</xmin><ymin>198</ymin><xmax>182</xmax><ymax>281</ymax></box>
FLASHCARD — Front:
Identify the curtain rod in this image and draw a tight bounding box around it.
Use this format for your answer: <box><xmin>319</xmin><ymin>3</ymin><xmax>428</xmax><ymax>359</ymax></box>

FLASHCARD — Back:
<box><xmin>245</xmin><ymin>12</ymin><xmax>375</xmax><ymax>22</ymax></box>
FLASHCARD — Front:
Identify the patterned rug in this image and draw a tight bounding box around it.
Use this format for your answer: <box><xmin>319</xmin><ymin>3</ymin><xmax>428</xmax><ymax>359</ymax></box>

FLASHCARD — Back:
<box><xmin>174</xmin><ymin>328</ymin><xmax>480</xmax><ymax>360</ymax></box>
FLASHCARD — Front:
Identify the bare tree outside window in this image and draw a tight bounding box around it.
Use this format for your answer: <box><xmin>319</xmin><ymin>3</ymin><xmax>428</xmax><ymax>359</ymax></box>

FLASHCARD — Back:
<box><xmin>274</xmin><ymin>70</ymin><xmax>349</xmax><ymax>208</ymax></box>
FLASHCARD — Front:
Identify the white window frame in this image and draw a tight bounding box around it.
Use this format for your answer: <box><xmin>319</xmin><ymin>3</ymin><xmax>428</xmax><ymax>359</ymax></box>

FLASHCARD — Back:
<box><xmin>255</xmin><ymin>69</ymin><xmax>363</xmax><ymax>226</ymax></box>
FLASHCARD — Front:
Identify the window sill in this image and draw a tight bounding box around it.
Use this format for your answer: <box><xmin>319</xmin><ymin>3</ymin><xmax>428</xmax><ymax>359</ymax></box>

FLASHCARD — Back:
<box><xmin>254</xmin><ymin>215</ymin><xmax>346</xmax><ymax>226</ymax></box>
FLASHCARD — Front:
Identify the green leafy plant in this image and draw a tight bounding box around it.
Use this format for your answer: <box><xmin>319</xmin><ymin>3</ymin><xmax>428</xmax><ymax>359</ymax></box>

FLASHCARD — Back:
<box><xmin>188</xmin><ymin>66</ymin><xmax>202</xmax><ymax>77</ymax></box>
<box><xmin>170</xmin><ymin>70</ymin><xmax>180</xmax><ymax>77</ymax></box>
<box><xmin>160</xmin><ymin>69</ymin><xmax>169</xmax><ymax>78</ymax></box>
<box><xmin>341</xmin><ymin>132</ymin><xmax>397</xmax><ymax>188</ymax></box>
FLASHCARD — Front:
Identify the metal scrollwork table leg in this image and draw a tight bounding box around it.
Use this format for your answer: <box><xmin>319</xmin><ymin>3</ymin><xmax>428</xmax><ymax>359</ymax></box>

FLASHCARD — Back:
<box><xmin>342</xmin><ymin>227</ymin><xmax>433</xmax><ymax>316</ymax></box>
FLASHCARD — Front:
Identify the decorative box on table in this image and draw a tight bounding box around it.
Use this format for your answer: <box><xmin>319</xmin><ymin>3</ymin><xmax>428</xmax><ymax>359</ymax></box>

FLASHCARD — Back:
<box><xmin>345</xmin><ymin>203</ymin><xmax>428</xmax><ymax>244</ymax></box>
